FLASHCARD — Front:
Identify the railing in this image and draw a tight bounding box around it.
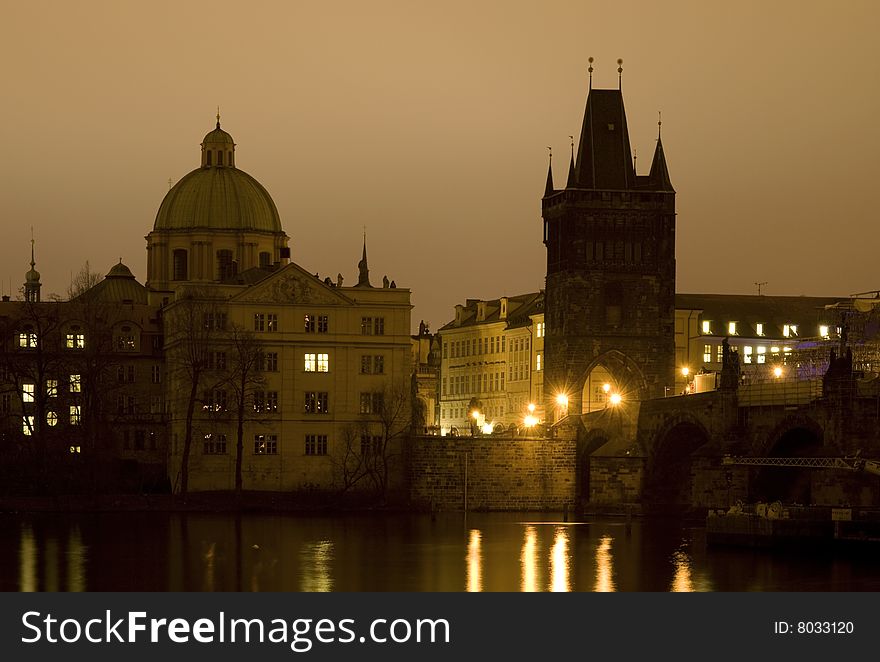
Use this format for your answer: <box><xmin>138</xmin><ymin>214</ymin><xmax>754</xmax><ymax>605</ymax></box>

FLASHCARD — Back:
<box><xmin>737</xmin><ymin>378</ymin><xmax>822</xmax><ymax>407</ymax></box>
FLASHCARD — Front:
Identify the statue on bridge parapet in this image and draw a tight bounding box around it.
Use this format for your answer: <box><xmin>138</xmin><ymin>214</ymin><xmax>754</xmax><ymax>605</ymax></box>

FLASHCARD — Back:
<box><xmin>719</xmin><ymin>337</ymin><xmax>741</xmax><ymax>391</ymax></box>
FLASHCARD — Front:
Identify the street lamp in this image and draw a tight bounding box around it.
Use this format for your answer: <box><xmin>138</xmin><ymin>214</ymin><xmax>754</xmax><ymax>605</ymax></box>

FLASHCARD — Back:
<box><xmin>555</xmin><ymin>393</ymin><xmax>569</xmax><ymax>407</ymax></box>
<box><xmin>773</xmin><ymin>366</ymin><xmax>783</xmax><ymax>378</ymax></box>
<box><xmin>527</xmin><ymin>403</ymin><xmax>536</xmax><ymax>414</ymax></box>
<box><xmin>609</xmin><ymin>393</ymin><xmax>622</xmax><ymax>406</ymax></box>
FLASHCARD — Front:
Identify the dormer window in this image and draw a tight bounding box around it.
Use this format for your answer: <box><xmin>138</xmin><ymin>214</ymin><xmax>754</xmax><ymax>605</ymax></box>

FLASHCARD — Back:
<box><xmin>755</xmin><ymin>323</ymin><xmax>764</xmax><ymax>337</ymax></box>
<box><xmin>783</xmin><ymin>324</ymin><xmax>798</xmax><ymax>338</ymax></box>
<box><xmin>728</xmin><ymin>322</ymin><xmax>737</xmax><ymax>336</ymax></box>
<box><xmin>820</xmin><ymin>325</ymin><xmax>830</xmax><ymax>339</ymax></box>
<box><xmin>701</xmin><ymin>320</ymin><xmax>711</xmax><ymax>335</ymax></box>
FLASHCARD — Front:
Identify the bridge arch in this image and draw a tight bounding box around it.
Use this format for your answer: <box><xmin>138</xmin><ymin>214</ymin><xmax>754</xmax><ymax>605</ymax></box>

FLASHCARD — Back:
<box><xmin>579</xmin><ymin>350</ymin><xmax>648</xmax><ymax>414</ymax></box>
<box><xmin>577</xmin><ymin>428</ymin><xmax>612</xmax><ymax>501</ymax></box>
<box><xmin>751</xmin><ymin>414</ymin><xmax>824</xmax><ymax>504</ymax></box>
<box><xmin>643</xmin><ymin>413</ymin><xmax>712</xmax><ymax>511</ymax></box>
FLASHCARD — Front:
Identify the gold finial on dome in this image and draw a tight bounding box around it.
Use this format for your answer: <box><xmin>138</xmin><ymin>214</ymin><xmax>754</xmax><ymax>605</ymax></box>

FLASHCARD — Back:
<box><xmin>216</xmin><ymin>106</ymin><xmax>221</xmax><ymax>129</ymax></box>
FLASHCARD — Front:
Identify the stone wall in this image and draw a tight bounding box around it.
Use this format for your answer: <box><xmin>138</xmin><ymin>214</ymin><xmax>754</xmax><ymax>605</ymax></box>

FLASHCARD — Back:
<box><xmin>407</xmin><ymin>436</ymin><xmax>576</xmax><ymax>511</ymax></box>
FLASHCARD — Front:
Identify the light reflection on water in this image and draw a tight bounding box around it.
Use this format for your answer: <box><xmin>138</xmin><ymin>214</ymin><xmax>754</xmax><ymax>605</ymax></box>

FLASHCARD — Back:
<box><xmin>594</xmin><ymin>535</ymin><xmax>615</xmax><ymax>592</ymax></box>
<box><xmin>550</xmin><ymin>527</ymin><xmax>570</xmax><ymax>592</ymax></box>
<box><xmin>5</xmin><ymin>512</ymin><xmax>880</xmax><ymax>592</ymax></box>
<box><xmin>466</xmin><ymin>529</ymin><xmax>482</xmax><ymax>592</ymax></box>
<box><xmin>520</xmin><ymin>525</ymin><xmax>538</xmax><ymax>592</ymax></box>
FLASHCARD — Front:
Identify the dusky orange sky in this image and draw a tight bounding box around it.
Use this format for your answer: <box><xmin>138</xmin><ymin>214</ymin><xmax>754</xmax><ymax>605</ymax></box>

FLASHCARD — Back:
<box><xmin>2</xmin><ymin>0</ymin><xmax>878</xmax><ymax>331</ymax></box>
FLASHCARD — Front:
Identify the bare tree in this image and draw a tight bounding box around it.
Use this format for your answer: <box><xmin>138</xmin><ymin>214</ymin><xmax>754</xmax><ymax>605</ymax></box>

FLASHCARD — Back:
<box><xmin>67</xmin><ymin>261</ymin><xmax>102</xmax><ymax>300</ymax></box>
<box><xmin>164</xmin><ymin>290</ymin><xmax>222</xmax><ymax>498</ymax></box>
<box><xmin>333</xmin><ymin>379</ymin><xmax>412</xmax><ymax>500</ymax></box>
<box><xmin>220</xmin><ymin>323</ymin><xmax>266</xmax><ymax>496</ymax></box>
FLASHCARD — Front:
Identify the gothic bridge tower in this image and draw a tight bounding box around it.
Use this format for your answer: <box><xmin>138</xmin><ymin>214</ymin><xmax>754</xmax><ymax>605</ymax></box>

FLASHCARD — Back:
<box><xmin>542</xmin><ymin>63</ymin><xmax>675</xmax><ymax>417</ymax></box>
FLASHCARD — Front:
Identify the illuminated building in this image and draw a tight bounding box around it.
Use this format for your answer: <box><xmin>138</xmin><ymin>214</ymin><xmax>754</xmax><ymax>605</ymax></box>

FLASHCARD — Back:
<box><xmin>437</xmin><ymin>292</ymin><xmax>544</xmax><ymax>434</ymax></box>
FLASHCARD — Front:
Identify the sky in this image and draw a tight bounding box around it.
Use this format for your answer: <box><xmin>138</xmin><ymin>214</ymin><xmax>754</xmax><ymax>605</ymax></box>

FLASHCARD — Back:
<box><xmin>2</xmin><ymin>0</ymin><xmax>879</xmax><ymax>332</ymax></box>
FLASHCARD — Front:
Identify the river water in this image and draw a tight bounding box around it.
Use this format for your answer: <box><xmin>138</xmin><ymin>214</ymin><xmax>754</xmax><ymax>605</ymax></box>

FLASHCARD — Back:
<box><xmin>2</xmin><ymin>512</ymin><xmax>878</xmax><ymax>592</ymax></box>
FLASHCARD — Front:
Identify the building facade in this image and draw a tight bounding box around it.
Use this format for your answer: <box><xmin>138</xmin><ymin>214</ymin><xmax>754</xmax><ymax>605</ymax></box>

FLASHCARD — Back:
<box><xmin>437</xmin><ymin>293</ymin><xmax>544</xmax><ymax>435</ymax></box>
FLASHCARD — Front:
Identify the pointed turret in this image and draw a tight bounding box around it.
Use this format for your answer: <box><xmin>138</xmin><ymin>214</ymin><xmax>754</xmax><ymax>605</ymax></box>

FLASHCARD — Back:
<box><xmin>357</xmin><ymin>236</ymin><xmax>372</xmax><ymax>287</ymax></box>
<box><xmin>647</xmin><ymin>120</ymin><xmax>674</xmax><ymax>192</ymax></box>
<box><xmin>571</xmin><ymin>88</ymin><xmax>635</xmax><ymax>190</ymax></box>
<box><xmin>544</xmin><ymin>156</ymin><xmax>554</xmax><ymax>197</ymax></box>
<box><xmin>566</xmin><ymin>148</ymin><xmax>576</xmax><ymax>188</ymax></box>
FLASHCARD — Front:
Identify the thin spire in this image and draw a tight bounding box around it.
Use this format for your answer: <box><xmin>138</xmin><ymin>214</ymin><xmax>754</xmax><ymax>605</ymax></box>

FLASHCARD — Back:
<box><xmin>588</xmin><ymin>56</ymin><xmax>594</xmax><ymax>90</ymax></box>
<box><xmin>216</xmin><ymin>106</ymin><xmax>221</xmax><ymax>129</ymax></box>
<box><xmin>633</xmin><ymin>147</ymin><xmax>637</xmax><ymax>174</ymax></box>
<box><xmin>566</xmin><ymin>135</ymin><xmax>576</xmax><ymax>187</ymax></box>
<box><xmin>30</xmin><ymin>227</ymin><xmax>35</xmax><ymax>270</ymax></box>
<box><xmin>617</xmin><ymin>58</ymin><xmax>623</xmax><ymax>89</ymax></box>
<box><xmin>544</xmin><ymin>147</ymin><xmax>554</xmax><ymax>197</ymax></box>
<box><xmin>357</xmin><ymin>233</ymin><xmax>372</xmax><ymax>287</ymax></box>
<box><xmin>657</xmin><ymin>110</ymin><xmax>662</xmax><ymax>138</ymax></box>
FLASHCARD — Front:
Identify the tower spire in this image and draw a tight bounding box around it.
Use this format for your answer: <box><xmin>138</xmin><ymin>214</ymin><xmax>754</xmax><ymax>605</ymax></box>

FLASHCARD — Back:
<box><xmin>566</xmin><ymin>135</ymin><xmax>576</xmax><ymax>187</ymax></box>
<box><xmin>24</xmin><ymin>228</ymin><xmax>41</xmax><ymax>303</ymax></box>
<box><xmin>357</xmin><ymin>233</ymin><xmax>372</xmax><ymax>287</ymax></box>
<box><xmin>588</xmin><ymin>56</ymin><xmax>594</xmax><ymax>90</ymax></box>
<box><xmin>544</xmin><ymin>147</ymin><xmax>554</xmax><ymax>197</ymax></box>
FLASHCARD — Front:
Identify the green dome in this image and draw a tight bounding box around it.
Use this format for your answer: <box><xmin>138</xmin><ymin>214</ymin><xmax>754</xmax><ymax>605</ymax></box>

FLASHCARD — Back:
<box><xmin>203</xmin><ymin>126</ymin><xmax>234</xmax><ymax>146</ymax></box>
<box><xmin>153</xmin><ymin>166</ymin><xmax>283</xmax><ymax>232</ymax></box>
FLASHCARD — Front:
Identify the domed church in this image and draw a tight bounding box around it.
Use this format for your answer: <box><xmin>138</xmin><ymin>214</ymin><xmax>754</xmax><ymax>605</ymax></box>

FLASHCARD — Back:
<box><xmin>145</xmin><ymin>115</ymin><xmax>291</xmax><ymax>292</ymax></box>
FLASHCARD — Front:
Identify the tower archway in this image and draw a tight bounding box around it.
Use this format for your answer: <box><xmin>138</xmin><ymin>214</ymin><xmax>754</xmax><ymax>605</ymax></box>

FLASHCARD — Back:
<box><xmin>579</xmin><ymin>350</ymin><xmax>648</xmax><ymax>415</ymax></box>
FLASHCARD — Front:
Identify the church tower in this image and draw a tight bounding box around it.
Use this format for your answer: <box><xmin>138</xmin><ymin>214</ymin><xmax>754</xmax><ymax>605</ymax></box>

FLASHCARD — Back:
<box><xmin>542</xmin><ymin>62</ymin><xmax>675</xmax><ymax>416</ymax></box>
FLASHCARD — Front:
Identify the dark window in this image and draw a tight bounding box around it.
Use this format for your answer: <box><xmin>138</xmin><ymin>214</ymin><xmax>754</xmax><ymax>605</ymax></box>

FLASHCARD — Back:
<box><xmin>605</xmin><ymin>281</ymin><xmax>623</xmax><ymax>327</ymax></box>
<box><xmin>206</xmin><ymin>150</ymin><xmax>212</xmax><ymax>166</ymax></box>
<box><xmin>217</xmin><ymin>150</ymin><xmax>224</xmax><ymax>166</ymax></box>
<box><xmin>305</xmin><ymin>434</ymin><xmax>328</xmax><ymax>456</ymax></box>
<box><xmin>172</xmin><ymin>249</ymin><xmax>188</xmax><ymax>281</ymax></box>
<box><xmin>217</xmin><ymin>250</ymin><xmax>237</xmax><ymax>280</ymax></box>
<box><xmin>259</xmin><ymin>251</ymin><xmax>271</xmax><ymax>268</ymax></box>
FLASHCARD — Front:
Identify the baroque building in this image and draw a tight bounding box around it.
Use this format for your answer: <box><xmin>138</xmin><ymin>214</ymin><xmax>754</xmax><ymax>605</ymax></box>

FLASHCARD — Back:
<box><xmin>1</xmin><ymin>118</ymin><xmax>413</xmax><ymax>495</ymax></box>
<box><xmin>542</xmin><ymin>75</ymin><xmax>675</xmax><ymax>418</ymax></box>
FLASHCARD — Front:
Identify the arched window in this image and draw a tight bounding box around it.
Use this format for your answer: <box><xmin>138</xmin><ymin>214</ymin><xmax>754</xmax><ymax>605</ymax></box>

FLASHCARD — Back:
<box><xmin>217</xmin><ymin>150</ymin><xmax>224</xmax><ymax>166</ymax></box>
<box><xmin>172</xmin><ymin>249</ymin><xmax>188</xmax><ymax>281</ymax></box>
<box><xmin>206</xmin><ymin>150</ymin><xmax>212</xmax><ymax>166</ymax></box>
<box><xmin>259</xmin><ymin>251</ymin><xmax>271</xmax><ymax>269</ymax></box>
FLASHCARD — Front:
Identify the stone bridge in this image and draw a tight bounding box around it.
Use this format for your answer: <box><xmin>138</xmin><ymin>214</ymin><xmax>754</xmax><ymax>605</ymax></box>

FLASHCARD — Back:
<box><xmin>569</xmin><ymin>376</ymin><xmax>880</xmax><ymax>512</ymax></box>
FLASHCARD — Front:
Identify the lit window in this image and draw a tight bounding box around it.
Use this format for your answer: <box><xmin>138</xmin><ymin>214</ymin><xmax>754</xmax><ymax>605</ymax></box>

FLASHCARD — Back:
<box><xmin>783</xmin><ymin>324</ymin><xmax>797</xmax><ymax>338</ymax></box>
<box><xmin>756</xmin><ymin>323</ymin><xmax>764</xmax><ymax>336</ymax></box>
<box><xmin>701</xmin><ymin>320</ymin><xmax>711</xmax><ymax>335</ymax></box>
<box><xmin>70</xmin><ymin>405</ymin><xmax>81</xmax><ymax>425</ymax></box>
<box><xmin>305</xmin><ymin>434</ymin><xmax>328</xmax><ymax>456</ymax></box>
<box><xmin>304</xmin><ymin>353</ymin><xmax>316</xmax><ymax>372</ymax></box>
<box><xmin>69</xmin><ymin>446</ymin><xmax>81</xmax><ymax>454</ymax></box>
<box><xmin>22</xmin><ymin>383</ymin><xmax>35</xmax><ymax>403</ymax></box>
<box><xmin>743</xmin><ymin>346</ymin><xmax>753</xmax><ymax>364</ymax></box>
<box><xmin>116</xmin><ymin>335</ymin><xmax>136</xmax><ymax>351</ymax></box>
<box><xmin>46</xmin><ymin>380</ymin><xmax>58</xmax><ymax>397</ymax></box>
<box><xmin>23</xmin><ymin>416</ymin><xmax>34</xmax><ymax>435</ymax></box>
<box><xmin>19</xmin><ymin>332</ymin><xmax>37</xmax><ymax>348</ymax></box>
<box><xmin>771</xmin><ymin>346</ymin><xmax>780</xmax><ymax>355</ymax></box>
<box><xmin>66</xmin><ymin>332</ymin><xmax>85</xmax><ymax>349</ymax></box>
<box><xmin>536</xmin><ymin>322</ymin><xmax>545</xmax><ymax>338</ymax></box>
<box><xmin>267</xmin><ymin>314</ymin><xmax>278</xmax><ymax>332</ymax></box>
<box><xmin>46</xmin><ymin>411</ymin><xmax>58</xmax><ymax>427</ymax></box>
<box><xmin>728</xmin><ymin>322</ymin><xmax>737</xmax><ymax>335</ymax></box>
<box><xmin>536</xmin><ymin>352</ymin><xmax>543</xmax><ymax>371</ymax></box>
<box><xmin>757</xmin><ymin>346</ymin><xmax>766</xmax><ymax>364</ymax></box>
<box><xmin>70</xmin><ymin>374</ymin><xmax>81</xmax><ymax>393</ymax></box>
<box><xmin>317</xmin><ymin>353</ymin><xmax>329</xmax><ymax>372</ymax></box>
<box><xmin>820</xmin><ymin>325</ymin><xmax>829</xmax><ymax>339</ymax></box>
<box><xmin>703</xmin><ymin>344</ymin><xmax>712</xmax><ymax>363</ymax></box>
<box><xmin>716</xmin><ymin>345</ymin><xmax>723</xmax><ymax>364</ymax></box>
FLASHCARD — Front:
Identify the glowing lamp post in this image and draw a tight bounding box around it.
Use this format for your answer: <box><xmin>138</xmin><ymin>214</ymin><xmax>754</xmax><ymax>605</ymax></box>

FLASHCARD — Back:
<box><xmin>609</xmin><ymin>393</ymin><xmax>622</xmax><ymax>406</ymax></box>
<box><xmin>773</xmin><ymin>366</ymin><xmax>783</xmax><ymax>378</ymax></box>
